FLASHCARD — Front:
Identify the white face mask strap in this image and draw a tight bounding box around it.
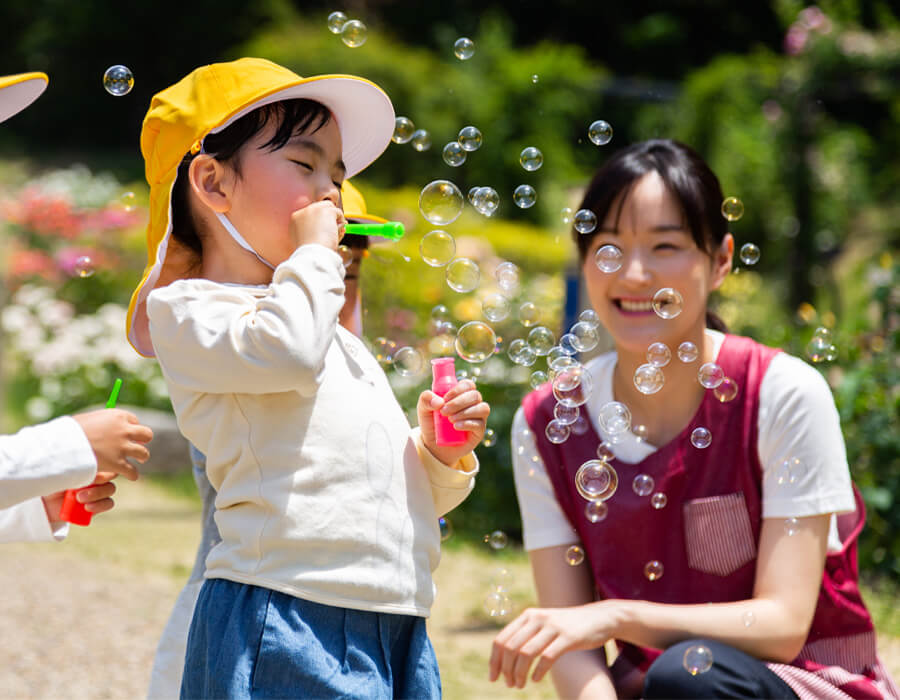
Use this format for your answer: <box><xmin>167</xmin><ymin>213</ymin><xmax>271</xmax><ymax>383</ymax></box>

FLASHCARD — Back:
<box><xmin>198</xmin><ymin>141</ymin><xmax>276</xmax><ymax>271</ymax></box>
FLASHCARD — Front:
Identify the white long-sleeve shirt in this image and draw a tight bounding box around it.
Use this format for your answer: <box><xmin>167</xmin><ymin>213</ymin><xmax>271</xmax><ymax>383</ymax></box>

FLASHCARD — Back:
<box><xmin>0</xmin><ymin>415</ymin><xmax>97</xmax><ymax>542</ymax></box>
<box><xmin>147</xmin><ymin>244</ymin><xmax>477</xmax><ymax>617</ymax></box>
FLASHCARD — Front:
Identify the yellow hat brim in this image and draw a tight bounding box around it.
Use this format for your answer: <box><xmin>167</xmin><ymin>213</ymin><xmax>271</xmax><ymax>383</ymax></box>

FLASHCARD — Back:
<box><xmin>0</xmin><ymin>72</ymin><xmax>48</xmax><ymax>124</ymax></box>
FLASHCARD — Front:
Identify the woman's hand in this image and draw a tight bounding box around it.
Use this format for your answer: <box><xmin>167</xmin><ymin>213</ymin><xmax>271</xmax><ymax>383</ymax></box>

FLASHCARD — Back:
<box><xmin>489</xmin><ymin>602</ymin><xmax>617</xmax><ymax>689</ymax></box>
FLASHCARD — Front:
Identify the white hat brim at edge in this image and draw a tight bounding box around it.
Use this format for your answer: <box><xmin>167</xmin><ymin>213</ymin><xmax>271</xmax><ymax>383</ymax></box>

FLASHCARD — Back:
<box><xmin>0</xmin><ymin>73</ymin><xmax>49</xmax><ymax>124</ymax></box>
<box><xmin>208</xmin><ymin>76</ymin><xmax>395</xmax><ymax>179</ymax></box>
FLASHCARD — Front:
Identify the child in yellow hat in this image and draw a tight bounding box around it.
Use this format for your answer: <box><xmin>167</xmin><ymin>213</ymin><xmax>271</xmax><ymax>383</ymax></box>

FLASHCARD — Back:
<box><xmin>0</xmin><ymin>72</ymin><xmax>153</xmax><ymax>543</ymax></box>
<box><xmin>147</xmin><ymin>180</ymin><xmax>393</xmax><ymax>698</ymax></box>
<box><xmin>131</xmin><ymin>58</ymin><xmax>489</xmax><ymax>698</ymax></box>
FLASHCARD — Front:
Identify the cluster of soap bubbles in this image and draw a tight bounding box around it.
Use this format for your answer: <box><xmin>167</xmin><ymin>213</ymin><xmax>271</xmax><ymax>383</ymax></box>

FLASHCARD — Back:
<box><xmin>483</xmin><ymin>566</ymin><xmax>513</xmax><ymax>618</ymax></box>
<box><xmin>806</xmin><ymin>326</ymin><xmax>838</xmax><ymax>363</ymax></box>
<box><xmin>442</xmin><ymin>126</ymin><xmax>483</xmax><ymax>167</ymax></box>
<box><xmin>326</xmin><ymin>11</ymin><xmax>368</xmax><ymax>47</ymax></box>
<box><xmin>103</xmin><ymin>65</ymin><xmax>134</xmax><ymax>96</ymax></box>
<box><xmin>392</xmin><ymin>116</ymin><xmax>432</xmax><ymax>152</ymax></box>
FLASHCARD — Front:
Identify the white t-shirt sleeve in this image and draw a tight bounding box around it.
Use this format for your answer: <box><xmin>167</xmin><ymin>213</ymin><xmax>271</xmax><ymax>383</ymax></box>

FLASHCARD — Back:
<box><xmin>0</xmin><ymin>497</ymin><xmax>68</xmax><ymax>543</ymax></box>
<box><xmin>0</xmin><ymin>415</ymin><xmax>97</xmax><ymax>510</ymax></box>
<box><xmin>758</xmin><ymin>353</ymin><xmax>855</xmax><ymax>519</ymax></box>
<box><xmin>511</xmin><ymin>406</ymin><xmax>580</xmax><ymax>552</ymax></box>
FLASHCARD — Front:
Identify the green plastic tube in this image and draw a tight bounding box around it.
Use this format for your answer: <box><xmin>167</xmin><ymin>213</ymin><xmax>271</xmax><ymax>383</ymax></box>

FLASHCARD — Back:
<box><xmin>344</xmin><ymin>222</ymin><xmax>405</xmax><ymax>241</ymax></box>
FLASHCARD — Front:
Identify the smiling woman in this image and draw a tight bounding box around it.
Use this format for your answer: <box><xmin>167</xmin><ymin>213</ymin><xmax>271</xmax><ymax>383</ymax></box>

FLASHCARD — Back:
<box><xmin>491</xmin><ymin>140</ymin><xmax>900</xmax><ymax>700</ymax></box>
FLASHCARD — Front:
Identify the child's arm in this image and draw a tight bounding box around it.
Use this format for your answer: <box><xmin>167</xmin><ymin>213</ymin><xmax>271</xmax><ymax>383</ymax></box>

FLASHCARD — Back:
<box><xmin>414</xmin><ymin>379</ymin><xmax>490</xmax><ymax>515</ymax></box>
<box><xmin>0</xmin><ymin>410</ymin><xmax>148</xmax><ymax>511</ymax></box>
<box><xmin>148</xmin><ymin>245</ymin><xmax>346</xmax><ymax>396</ymax></box>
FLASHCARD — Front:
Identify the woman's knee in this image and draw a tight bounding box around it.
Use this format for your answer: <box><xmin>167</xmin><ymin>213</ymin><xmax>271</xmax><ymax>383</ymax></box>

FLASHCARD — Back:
<box><xmin>643</xmin><ymin>639</ymin><xmax>720</xmax><ymax>698</ymax></box>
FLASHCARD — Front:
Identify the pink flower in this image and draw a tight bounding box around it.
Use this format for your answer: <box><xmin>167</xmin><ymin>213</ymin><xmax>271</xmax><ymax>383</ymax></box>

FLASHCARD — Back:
<box><xmin>784</xmin><ymin>25</ymin><xmax>808</xmax><ymax>55</ymax></box>
<box><xmin>7</xmin><ymin>249</ymin><xmax>58</xmax><ymax>282</ymax></box>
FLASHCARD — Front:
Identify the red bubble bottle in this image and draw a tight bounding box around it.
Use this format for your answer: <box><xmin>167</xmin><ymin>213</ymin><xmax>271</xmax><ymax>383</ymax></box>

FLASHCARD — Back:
<box><xmin>431</xmin><ymin>358</ymin><xmax>468</xmax><ymax>446</ymax></box>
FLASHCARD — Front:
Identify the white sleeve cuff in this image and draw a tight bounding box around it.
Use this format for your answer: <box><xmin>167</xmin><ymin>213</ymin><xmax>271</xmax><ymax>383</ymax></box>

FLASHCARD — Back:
<box><xmin>0</xmin><ymin>498</ymin><xmax>68</xmax><ymax>543</ymax></box>
<box><xmin>412</xmin><ymin>427</ymin><xmax>478</xmax><ymax>517</ymax></box>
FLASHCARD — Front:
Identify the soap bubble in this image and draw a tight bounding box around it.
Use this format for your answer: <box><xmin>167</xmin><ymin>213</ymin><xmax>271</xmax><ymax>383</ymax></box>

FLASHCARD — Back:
<box><xmin>561</xmin><ymin>207</ymin><xmax>573</xmax><ymax>224</ymax></box>
<box><xmin>373</xmin><ymin>337</ymin><xmax>397</xmax><ymax>364</ymax></box>
<box><xmin>392</xmin><ymin>117</ymin><xmax>415</xmax><ymax>144</ymax></box>
<box><xmin>545</xmin><ymin>419</ymin><xmax>570</xmax><ymax>444</ymax></box>
<box><xmin>454</xmin><ymin>37</ymin><xmax>475</xmax><ymax>60</ymax></box>
<box><xmin>74</xmin><ymin>255</ymin><xmax>95</xmax><ymax>278</ymax></box>
<box><xmin>690</xmin><ymin>427</ymin><xmax>712</xmax><ymax>449</ymax></box>
<box><xmin>442</xmin><ymin>141</ymin><xmax>466</xmax><ymax>166</ymax></box>
<box><xmin>772</xmin><ymin>457</ymin><xmax>806</xmax><ymax>486</ymax></box>
<box><xmin>554</xmin><ymin>403</ymin><xmax>580</xmax><ymax>426</ymax></box>
<box><xmin>784</xmin><ymin>517</ymin><xmax>800</xmax><ymax>536</ymax></box>
<box><xmin>566</xmin><ymin>545</ymin><xmax>586</xmax><ymax>566</ymax></box>
<box><xmin>419</xmin><ymin>180</ymin><xmax>464</xmax><ymax>225</ymax></box>
<box><xmin>410</xmin><ymin>129</ymin><xmax>432</xmax><ymax>151</ymax></box>
<box><xmin>548</xmin><ymin>347</ymin><xmax>575</xmax><ymax>368</ymax></box>
<box><xmin>518</xmin><ymin>302</ymin><xmax>540</xmax><ymax>327</ymax></box>
<box><xmin>713</xmin><ymin>377</ymin><xmax>739</xmax><ymax>403</ymax></box>
<box><xmin>588</xmin><ymin>119</ymin><xmax>613</xmax><ymax>145</ymax></box>
<box><xmin>579</xmin><ymin>309</ymin><xmax>601</xmax><ymax>328</ymax></box>
<box><xmin>513</xmin><ymin>184</ymin><xmax>537</xmax><ymax>208</ymax></box>
<box><xmin>392</xmin><ymin>346</ymin><xmax>425</xmax><ymax>376</ymax></box>
<box><xmin>519</xmin><ymin>146</ymin><xmax>543</xmax><ymax>171</ymax></box>
<box><xmin>431</xmin><ymin>304</ymin><xmax>451</xmax><ymax>322</ymax></box>
<box><xmin>698</xmin><ymin>362</ymin><xmax>725</xmax><ymax>389</ymax></box>
<box><xmin>677</xmin><ymin>341</ymin><xmax>699</xmax><ymax>363</ymax></box>
<box><xmin>595</xmin><ymin>443</ymin><xmax>614</xmax><ymax>462</ymax></box>
<box><xmin>508</xmin><ymin>339</ymin><xmax>537</xmax><ymax>366</ymax></box>
<box><xmin>571</xmin><ymin>415</ymin><xmax>590</xmax><ymax>435</ymax></box>
<box><xmin>458</xmin><ymin>126</ymin><xmax>483</xmax><ymax>151</ymax></box>
<box><xmin>646</xmin><ymin>342</ymin><xmax>671</xmax><ymax>368</ymax></box>
<box><xmin>485</xmin><ymin>529</ymin><xmax>508</xmax><ymax>549</ymax></box>
<box><xmin>103</xmin><ymin>65</ymin><xmax>134</xmax><ymax>96</ymax></box>
<box><xmin>530</xmin><ymin>370</ymin><xmax>548</xmax><ymax>389</ymax></box>
<box><xmin>495</xmin><ymin>261</ymin><xmax>520</xmax><ymax>293</ymax></box>
<box><xmin>683</xmin><ymin>645</ymin><xmax>714</xmax><ymax>675</ymax></box>
<box><xmin>569</xmin><ymin>322</ymin><xmax>600</xmax><ymax>352</ymax></box>
<box><xmin>632</xmin><ymin>424</ymin><xmax>648</xmax><ymax>443</ymax></box>
<box><xmin>528</xmin><ymin>326</ymin><xmax>556</xmax><ymax>355</ymax></box>
<box><xmin>598</xmin><ymin>401</ymin><xmax>631</xmax><ymax>436</ymax></box>
<box><xmin>644</xmin><ymin>560</ymin><xmax>664</xmax><ymax>581</ymax></box>
<box><xmin>575</xmin><ymin>460</ymin><xmax>619</xmax><ymax>502</ymax></box>
<box><xmin>327</xmin><ymin>11</ymin><xmax>348</xmax><ymax>33</ymax></box>
<box><xmin>483</xmin><ymin>590</ymin><xmax>512</xmax><ymax>618</ymax></box>
<box><xmin>632</xmin><ymin>474</ymin><xmax>654</xmax><ymax>497</ymax></box>
<box><xmin>585</xmin><ymin>500</ymin><xmax>609</xmax><ymax>523</ymax></box>
<box><xmin>436</xmin><ymin>517</ymin><xmax>455</xmax><ymax>543</ymax></box>
<box><xmin>742</xmin><ymin>611</ymin><xmax>756</xmax><ymax>627</ymax></box>
<box><xmin>652</xmin><ymin>288</ymin><xmax>684</xmax><ymax>319</ymax></box>
<box><xmin>549</xmin><ymin>354</ymin><xmax>580</xmax><ymax>375</ymax></box>
<box><xmin>482</xmin><ymin>428</ymin><xmax>497</xmax><ymax>447</ymax></box>
<box><xmin>455</xmin><ymin>321</ymin><xmax>496</xmax><ymax>363</ymax></box>
<box><xmin>806</xmin><ymin>328</ymin><xmax>838</xmax><ymax>363</ymax></box>
<box><xmin>472</xmin><ymin>186</ymin><xmax>500</xmax><ymax>216</ymax></box>
<box><xmin>651</xmin><ymin>492</ymin><xmax>668</xmax><ymax>509</ymax></box>
<box><xmin>633</xmin><ymin>363</ymin><xmax>665</xmax><ymax>395</ymax></box>
<box><xmin>491</xmin><ymin>567</ymin><xmax>513</xmax><ymax>592</ymax></box>
<box><xmin>595</xmin><ymin>244</ymin><xmax>623</xmax><ymax>273</ymax></box>
<box><xmin>446</xmin><ymin>257</ymin><xmax>480</xmax><ymax>293</ymax></box>
<box><xmin>721</xmin><ymin>197</ymin><xmax>744</xmax><ymax>222</ymax></box>
<box><xmin>740</xmin><ymin>242</ymin><xmax>761</xmax><ymax>265</ymax></box>
<box><xmin>120</xmin><ymin>191</ymin><xmax>137</xmax><ymax>211</ymax></box>
<box><xmin>574</xmin><ymin>209</ymin><xmax>598</xmax><ymax>234</ymax></box>
<box><xmin>340</xmin><ymin>19</ymin><xmax>368</xmax><ymax>46</ymax></box>
<box><xmin>553</xmin><ymin>367</ymin><xmax>593</xmax><ymax>408</ymax></box>
<box><xmin>482</xmin><ymin>293</ymin><xmax>511</xmax><ymax>322</ymax></box>
<box><xmin>420</xmin><ymin>230</ymin><xmax>456</xmax><ymax>266</ymax></box>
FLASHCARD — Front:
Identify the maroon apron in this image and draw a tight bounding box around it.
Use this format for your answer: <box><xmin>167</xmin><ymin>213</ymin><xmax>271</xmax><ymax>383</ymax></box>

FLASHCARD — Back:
<box><xmin>523</xmin><ymin>334</ymin><xmax>898</xmax><ymax>699</ymax></box>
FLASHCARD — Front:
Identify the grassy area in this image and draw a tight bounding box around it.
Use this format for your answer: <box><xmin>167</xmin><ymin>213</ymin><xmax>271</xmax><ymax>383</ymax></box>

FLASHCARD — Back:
<box><xmin>59</xmin><ymin>475</ymin><xmax>899</xmax><ymax>698</ymax></box>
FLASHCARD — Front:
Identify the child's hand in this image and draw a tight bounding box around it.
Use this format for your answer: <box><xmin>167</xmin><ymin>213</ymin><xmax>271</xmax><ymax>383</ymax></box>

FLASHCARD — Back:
<box><xmin>290</xmin><ymin>200</ymin><xmax>347</xmax><ymax>251</ymax></box>
<box><xmin>417</xmin><ymin>379</ymin><xmax>490</xmax><ymax>466</ymax></box>
<box><xmin>72</xmin><ymin>409</ymin><xmax>153</xmax><ymax>481</ymax></box>
<box><xmin>42</xmin><ymin>472</ymin><xmax>118</xmax><ymax>523</ymax></box>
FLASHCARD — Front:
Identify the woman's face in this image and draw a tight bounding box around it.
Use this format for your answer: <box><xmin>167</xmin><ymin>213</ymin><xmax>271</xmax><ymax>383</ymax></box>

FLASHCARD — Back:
<box><xmin>581</xmin><ymin>170</ymin><xmax>732</xmax><ymax>356</ymax></box>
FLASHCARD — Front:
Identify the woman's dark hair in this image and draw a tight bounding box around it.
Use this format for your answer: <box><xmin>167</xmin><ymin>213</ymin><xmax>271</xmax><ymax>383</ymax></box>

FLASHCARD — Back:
<box><xmin>574</xmin><ymin>139</ymin><xmax>729</xmax><ymax>332</ymax></box>
<box><xmin>170</xmin><ymin>98</ymin><xmax>332</xmax><ymax>266</ymax></box>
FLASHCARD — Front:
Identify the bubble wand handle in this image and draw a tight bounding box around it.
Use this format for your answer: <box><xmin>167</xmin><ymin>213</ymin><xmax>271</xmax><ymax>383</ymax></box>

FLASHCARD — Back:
<box><xmin>59</xmin><ymin>378</ymin><xmax>123</xmax><ymax>526</ymax></box>
<box><xmin>431</xmin><ymin>358</ymin><xmax>468</xmax><ymax>447</ymax></box>
<box><xmin>344</xmin><ymin>222</ymin><xmax>405</xmax><ymax>240</ymax></box>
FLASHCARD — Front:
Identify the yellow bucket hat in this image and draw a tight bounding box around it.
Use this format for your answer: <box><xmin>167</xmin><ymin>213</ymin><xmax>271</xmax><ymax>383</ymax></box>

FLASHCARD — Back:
<box><xmin>0</xmin><ymin>72</ymin><xmax>48</xmax><ymax>123</ymax></box>
<box><xmin>127</xmin><ymin>57</ymin><xmax>394</xmax><ymax>357</ymax></box>
<box><xmin>341</xmin><ymin>180</ymin><xmax>387</xmax><ymax>225</ymax></box>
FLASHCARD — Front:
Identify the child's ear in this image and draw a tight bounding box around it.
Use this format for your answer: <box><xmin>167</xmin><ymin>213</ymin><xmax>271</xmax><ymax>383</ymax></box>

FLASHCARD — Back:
<box><xmin>188</xmin><ymin>155</ymin><xmax>233</xmax><ymax>213</ymax></box>
<box><xmin>710</xmin><ymin>233</ymin><xmax>734</xmax><ymax>291</ymax></box>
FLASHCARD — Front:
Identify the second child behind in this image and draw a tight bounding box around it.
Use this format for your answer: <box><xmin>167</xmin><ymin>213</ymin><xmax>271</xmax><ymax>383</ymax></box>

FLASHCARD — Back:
<box><xmin>126</xmin><ymin>58</ymin><xmax>490</xmax><ymax>698</ymax></box>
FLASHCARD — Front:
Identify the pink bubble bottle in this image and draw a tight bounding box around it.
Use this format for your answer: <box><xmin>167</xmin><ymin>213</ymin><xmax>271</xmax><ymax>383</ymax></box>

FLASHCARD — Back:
<box><xmin>431</xmin><ymin>357</ymin><xmax>468</xmax><ymax>446</ymax></box>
